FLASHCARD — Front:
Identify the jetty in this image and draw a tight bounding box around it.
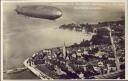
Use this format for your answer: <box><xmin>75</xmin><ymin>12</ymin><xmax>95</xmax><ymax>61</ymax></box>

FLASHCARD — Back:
<box><xmin>24</xmin><ymin>58</ymin><xmax>52</xmax><ymax>80</ymax></box>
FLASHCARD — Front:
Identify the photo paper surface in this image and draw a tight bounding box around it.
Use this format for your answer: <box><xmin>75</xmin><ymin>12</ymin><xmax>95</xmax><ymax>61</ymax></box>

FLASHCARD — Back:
<box><xmin>1</xmin><ymin>0</ymin><xmax>127</xmax><ymax>80</ymax></box>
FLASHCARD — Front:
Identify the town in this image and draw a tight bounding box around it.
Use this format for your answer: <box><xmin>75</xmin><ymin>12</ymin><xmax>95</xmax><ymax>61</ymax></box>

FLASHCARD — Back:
<box><xmin>24</xmin><ymin>19</ymin><xmax>125</xmax><ymax>79</ymax></box>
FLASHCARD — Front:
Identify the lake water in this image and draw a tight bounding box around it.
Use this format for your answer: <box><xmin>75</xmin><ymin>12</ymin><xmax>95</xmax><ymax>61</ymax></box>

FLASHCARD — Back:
<box><xmin>3</xmin><ymin>27</ymin><xmax>93</xmax><ymax>79</ymax></box>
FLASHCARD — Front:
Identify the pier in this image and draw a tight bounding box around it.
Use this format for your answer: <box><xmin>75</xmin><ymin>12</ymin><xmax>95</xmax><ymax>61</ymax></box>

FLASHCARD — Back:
<box><xmin>24</xmin><ymin>58</ymin><xmax>52</xmax><ymax>80</ymax></box>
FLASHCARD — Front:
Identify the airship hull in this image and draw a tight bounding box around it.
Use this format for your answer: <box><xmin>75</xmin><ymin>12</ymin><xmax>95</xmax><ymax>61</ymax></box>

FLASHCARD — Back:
<box><xmin>16</xmin><ymin>5</ymin><xmax>62</xmax><ymax>20</ymax></box>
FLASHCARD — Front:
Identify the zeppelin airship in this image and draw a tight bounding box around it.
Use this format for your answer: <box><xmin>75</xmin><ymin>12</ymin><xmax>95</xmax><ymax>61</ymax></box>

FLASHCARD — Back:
<box><xmin>15</xmin><ymin>5</ymin><xmax>62</xmax><ymax>20</ymax></box>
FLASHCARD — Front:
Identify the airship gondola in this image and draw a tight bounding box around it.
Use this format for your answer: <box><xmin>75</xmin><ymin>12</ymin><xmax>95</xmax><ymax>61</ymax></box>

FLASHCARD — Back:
<box><xmin>15</xmin><ymin>5</ymin><xmax>62</xmax><ymax>20</ymax></box>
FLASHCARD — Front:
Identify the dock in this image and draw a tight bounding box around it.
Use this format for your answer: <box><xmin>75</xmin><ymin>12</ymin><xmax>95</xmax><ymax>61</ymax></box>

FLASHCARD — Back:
<box><xmin>23</xmin><ymin>58</ymin><xmax>53</xmax><ymax>80</ymax></box>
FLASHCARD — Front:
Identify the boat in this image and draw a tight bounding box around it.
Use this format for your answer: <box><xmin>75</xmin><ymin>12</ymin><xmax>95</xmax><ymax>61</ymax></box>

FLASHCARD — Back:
<box><xmin>5</xmin><ymin>67</ymin><xmax>27</xmax><ymax>74</ymax></box>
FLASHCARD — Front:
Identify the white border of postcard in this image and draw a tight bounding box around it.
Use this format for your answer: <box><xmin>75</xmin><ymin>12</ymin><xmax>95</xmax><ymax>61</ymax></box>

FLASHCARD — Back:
<box><xmin>1</xmin><ymin>0</ymin><xmax>128</xmax><ymax>81</ymax></box>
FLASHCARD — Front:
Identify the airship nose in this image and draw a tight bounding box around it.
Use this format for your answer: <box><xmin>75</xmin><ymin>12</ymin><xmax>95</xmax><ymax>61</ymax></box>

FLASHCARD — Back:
<box><xmin>56</xmin><ymin>10</ymin><xmax>62</xmax><ymax>16</ymax></box>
